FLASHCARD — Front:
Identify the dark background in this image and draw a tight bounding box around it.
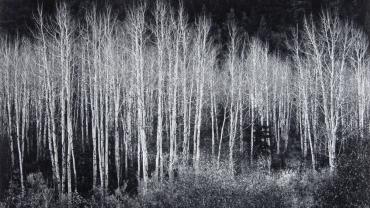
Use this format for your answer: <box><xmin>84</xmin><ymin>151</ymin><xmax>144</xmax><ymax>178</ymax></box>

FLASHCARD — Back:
<box><xmin>0</xmin><ymin>0</ymin><xmax>369</xmax><ymax>50</ymax></box>
<box><xmin>0</xmin><ymin>0</ymin><xmax>370</xmax><ymax>49</ymax></box>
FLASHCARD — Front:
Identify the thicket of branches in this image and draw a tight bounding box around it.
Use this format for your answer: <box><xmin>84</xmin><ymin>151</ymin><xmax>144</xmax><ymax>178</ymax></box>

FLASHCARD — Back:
<box><xmin>0</xmin><ymin>1</ymin><xmax>369</xmax><ymax>200</ymax></box>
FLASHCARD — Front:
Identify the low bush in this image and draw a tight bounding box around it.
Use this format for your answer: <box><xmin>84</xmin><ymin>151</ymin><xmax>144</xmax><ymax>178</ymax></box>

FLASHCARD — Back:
<box><xmin>89</xmin><ymin>187</ymin><xmax>141</xmax><ymax>208</ymax></box>
<box><xmin>1</xmin><ymin>172</ymin><xmax>140</xmax><ymax>208</ymax></box>
<box><xmin>143</xmin><ymin>159</ymin><xmax>321</xmax><ymax>208</ymax></box>
<box><xmin>315</xmin><ymin>142</ymin><xmax>370</xmax><ymax>207</ymax></box>
<box><xmin>3</xmin><ymin>172</ymin><xmax>54</xmax><ymax>208</ymax></box>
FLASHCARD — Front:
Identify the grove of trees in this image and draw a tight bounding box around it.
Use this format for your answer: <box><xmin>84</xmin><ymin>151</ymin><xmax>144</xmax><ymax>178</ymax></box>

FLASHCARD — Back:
<box><xmin>0</xmin><ymin>1</ymin><xmax>369</xmax><ymax>203</ymax></box>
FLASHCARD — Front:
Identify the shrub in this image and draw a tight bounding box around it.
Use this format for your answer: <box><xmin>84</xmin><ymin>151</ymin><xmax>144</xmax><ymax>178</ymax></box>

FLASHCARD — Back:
<box><xmin>143</xmin><ymin>160</ymin><xmax>291</xmax><ymax>208</ymax></box>
<box><xmin>2</xmin><ymin>172</ymin><xmax>141</xmax><ymax>208</ymax></box>
<box><xmin>89</xmin><ymin>186</ymin><xmax>141</xmax><ymax>208</ymax></box>
<box><xmin>3</xmin><ymin>172</ymin><xmax>54</xmax><ymax>208</ymax></box>
<box><xmin>315</xmin><ymin>142</ymin><xmax>370</xmax><ymax>207</ymax></box>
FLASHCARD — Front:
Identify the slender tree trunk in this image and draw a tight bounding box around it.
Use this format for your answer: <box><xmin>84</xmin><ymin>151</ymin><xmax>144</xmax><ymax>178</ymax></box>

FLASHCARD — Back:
<box><xmin>239</xmin><ymin>88</ymin><xmax>244</xmax><ymax>155</ymax></box>
<box><xmin>154</xmin><ymin>11</ymin><xmax>164</xmax><ymax>181</ymax></box>
<box><xmin>217</xmin><ymin>105</ymin><xmax>228</xmax><ymax>168</ymax></box>
<box><xmin>15</xmin><ymin>83</ymin><xmax>24</xmax><ymax>196</ymax></box>
<box><xmin>114</xmin><ymin>87</ymin><xmax>121</xmax><ymax>188</ymax></box>
<box><xmin>250</xmin><ymin>96</ymin><xmax>255</xmax><ymax>164</ymax></box>
<box><xmin>210</xmin><ymin>83</ymin><xmax>216</xmax><ymax>159</ymax></box>
<box><xmin>169</xmin><ymin>37</ymin><xmax>179</xmax><ymax>183</ymax></box>
<box><xmin>6</xmin><ymin>84</ymin><xmax>15</xmax><ymax>172</ymax></box>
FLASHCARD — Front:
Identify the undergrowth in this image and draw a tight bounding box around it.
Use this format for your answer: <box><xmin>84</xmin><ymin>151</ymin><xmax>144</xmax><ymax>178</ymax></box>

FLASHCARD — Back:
<box><xmin>1</xmin><ymin>155</ymin><xmax>369</xmax><ymax>208</ymax></box>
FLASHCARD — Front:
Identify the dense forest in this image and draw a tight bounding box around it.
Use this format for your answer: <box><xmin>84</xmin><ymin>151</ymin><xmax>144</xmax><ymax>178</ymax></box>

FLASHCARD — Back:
<box><xmin>1</xmin><ymin>0</ymin><xmax>370</xmax><ymax>207</ymax></box>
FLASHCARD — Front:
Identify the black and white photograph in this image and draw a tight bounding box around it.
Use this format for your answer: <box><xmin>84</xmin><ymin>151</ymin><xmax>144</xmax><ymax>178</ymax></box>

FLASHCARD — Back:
<box><xmin>0</xmin><ymin>0</ymin><xmax>370</xmax><ymax>207</ymax></box>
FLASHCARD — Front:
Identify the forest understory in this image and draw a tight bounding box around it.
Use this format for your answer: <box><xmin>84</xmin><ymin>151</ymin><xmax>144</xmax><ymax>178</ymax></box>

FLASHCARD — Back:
<box><xmin>1</xmin><ymin>1</ymin><xmax>370</xmax><ymax>207</ymax></box>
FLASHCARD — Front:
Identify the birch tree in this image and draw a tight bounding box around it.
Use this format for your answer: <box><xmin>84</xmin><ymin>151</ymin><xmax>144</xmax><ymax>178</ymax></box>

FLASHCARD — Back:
<box><xmin>298</xmin><ymin>13</ymin><xmax>361</xmax><ymax>172</ymax></box>
<box><xmin>126</xmin><ymin>3</ymin><xmax>149</xmax><ymax>192</ymax></box>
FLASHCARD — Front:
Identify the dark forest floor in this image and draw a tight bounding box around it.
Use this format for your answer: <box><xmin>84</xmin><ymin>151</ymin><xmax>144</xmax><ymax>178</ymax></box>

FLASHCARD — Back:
<box><xmin>1</xmin><ymin>137</ymin><xmax>370</xmax><ymax>208</ymax></box>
